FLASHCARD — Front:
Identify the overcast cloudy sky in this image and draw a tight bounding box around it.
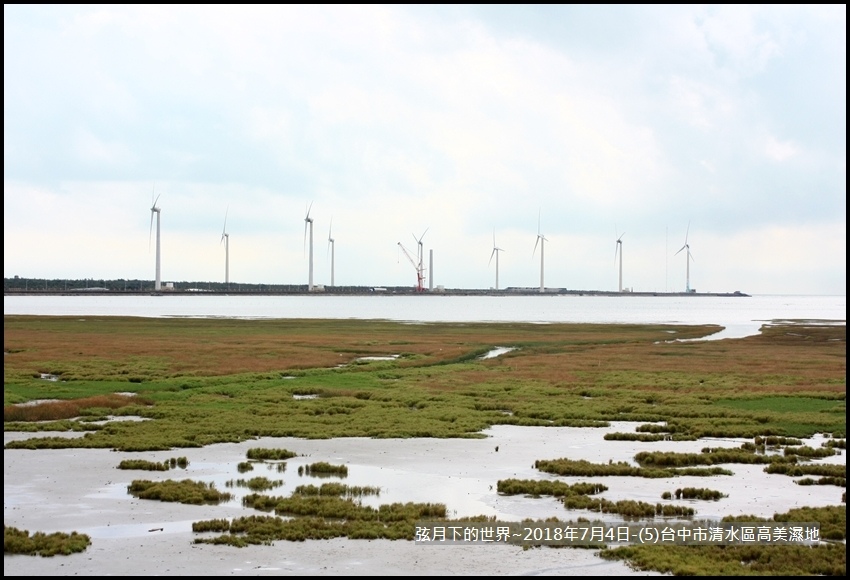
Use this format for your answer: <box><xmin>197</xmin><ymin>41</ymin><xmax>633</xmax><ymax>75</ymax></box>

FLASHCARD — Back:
<box><xmin>4</xmin><ymin>5</ymin><xmax>846</xmax><ymax>294</ymax></box>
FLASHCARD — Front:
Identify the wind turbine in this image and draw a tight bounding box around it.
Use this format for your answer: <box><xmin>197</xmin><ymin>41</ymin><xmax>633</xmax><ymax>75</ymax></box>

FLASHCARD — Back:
<box><xmin>413</xmin><ymin>228</ymin><xmax>428</xmax><ymax>290</ymax></box>
<box><xmin>327</xmin><ymin>217</ymin><xmax>335</xmax><ymax>287</ymax></box>
<box><xmin>614</xmin><ymin>229</ymin><xmax>625</xmax><ymax>293</ymax></box>
<box><xmin>532</xmin><ymin>210</ymin><xmax>547</xmax><ymax>293</ymax></box>
<box><xmin>675</xmin><ymin>221</ymin><xmax>694</xmax><ymax>292</ymax></box>
<box><xmin>489</xmin><ymin>229</ymin><xmax>504</xmax><ymax>290</ymax></box>
<box><xmin>149</xmin><ymin>188</ymin><xmax>162</xmax><ymax>292</ymax></box>
<box><xmin>221</xmin><ymin>207</ymin><xmax>230</xmax><ymax>286</ymax></box>
<box><xmin>304</xmin><ymin>202</ymin><xmax>314</xmax><ymax>291</ymax></box>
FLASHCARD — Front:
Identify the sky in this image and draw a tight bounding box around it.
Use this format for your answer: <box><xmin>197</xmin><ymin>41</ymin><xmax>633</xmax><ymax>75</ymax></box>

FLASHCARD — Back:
<box><xmin>4</xmin><ymin>4</ymin><xmax>846</xmax><ymax>295</ymax></box>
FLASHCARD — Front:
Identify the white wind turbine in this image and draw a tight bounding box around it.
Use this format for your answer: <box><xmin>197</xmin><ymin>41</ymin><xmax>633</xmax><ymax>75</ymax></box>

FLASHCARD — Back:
<box><xmin>304</xmin><ymin>202</ymin><xmax>314</xmax><ymax>291</ymax></box>
<box><xmin>148</xmin><ymin>188</ymin><xmax>162</xmax><ymax>292</ymax></box>
<box><xmin>614</xmin><ymin>229</ymin><xmax>625</xmax><ymax>293</ymax></box>
<box><xmin>675</xmin><ymin>221</ymin><xmax>694</xmax><ymax>292</ymax></box>
<box><xmin>532</xmin><ymin>210</ymin><xmax>547</xmax><ymax>293</ymax></box>
<box><xmin>221</xmin><ymin>207</ymin><xmax>230</xmax><ymax>286</ymax></box>
<box><xmin>413</xmin><ymin>228</ymin><xmax>428</xmax><ymax>289</ymax></box>
<box><xmin>327</xmin><ymin>217</ymin><xmax>335</xmax><ymax>287</ymax></box>
<box><xmin>489</xmin><ymin>229</ymin><xmax>504</xmax><ymax>290</ymax></box>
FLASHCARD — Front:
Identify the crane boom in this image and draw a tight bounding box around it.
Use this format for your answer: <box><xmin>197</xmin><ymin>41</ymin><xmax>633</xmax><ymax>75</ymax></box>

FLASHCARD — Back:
<box><xmin>398</xmin><ymin>242</ymin><xmax>425</xmax><ymax>291</ymax></box>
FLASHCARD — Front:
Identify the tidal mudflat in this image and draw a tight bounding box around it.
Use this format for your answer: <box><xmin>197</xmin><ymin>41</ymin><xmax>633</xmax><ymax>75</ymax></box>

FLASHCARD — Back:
<box><xmin>4</xmin><ymin>316</ymin><xmax>845</xmax><ymax>575</ymax></box>
<box><xmin>4</xmin><ymin>423</ymin><xmax>844</xmax><ymax>576</ymax></box>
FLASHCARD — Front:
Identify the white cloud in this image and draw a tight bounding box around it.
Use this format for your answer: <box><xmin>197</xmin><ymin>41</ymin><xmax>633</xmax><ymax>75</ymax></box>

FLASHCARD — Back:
<box><xmin>73</xmin><ymin>129</ymin><xmax>136</xmax><ymax>166</ymax></box>
<box><xmin>763</xmin><ymin>136</ymin><xmax>799</xmax><ymax>162</ymax></box>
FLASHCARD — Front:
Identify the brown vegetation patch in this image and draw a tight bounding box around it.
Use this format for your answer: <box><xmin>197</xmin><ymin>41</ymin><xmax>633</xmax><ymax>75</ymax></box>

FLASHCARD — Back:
<box><xmin>4</xmin><ymin>393</ymin><xmax>150</xmax><ymax>422</ymax></box>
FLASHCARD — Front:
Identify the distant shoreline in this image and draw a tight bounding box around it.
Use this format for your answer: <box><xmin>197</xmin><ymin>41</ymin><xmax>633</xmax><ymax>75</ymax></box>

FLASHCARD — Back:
<box><xmin>4</xmin><ymin>288</ymin><xmax>750</xmax><ymax>298</ymax></box>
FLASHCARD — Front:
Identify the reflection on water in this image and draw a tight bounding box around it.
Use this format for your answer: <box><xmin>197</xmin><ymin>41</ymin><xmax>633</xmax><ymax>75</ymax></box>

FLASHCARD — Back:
<box><xmin>82</xmin><ymin>519</ymin><xmax>196</xmax><ymax>539</ymax></box>
<box><xmin>479</xmin><ymin>346</ymin><xmax>517</xmax><ymax>359</ymax></box>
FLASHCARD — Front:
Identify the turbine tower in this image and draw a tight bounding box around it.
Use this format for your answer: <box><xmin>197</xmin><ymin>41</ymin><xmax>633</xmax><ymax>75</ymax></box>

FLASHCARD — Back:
<box><xmin>327</xmin><ymin>218</ymin><xmax>335</xmax><ymax>287</ymax></box>
<box><xmin>304</xmin><ymin>202</ymin><xmax>314</xmax><ymax>291</ymax></box>
<box><xmin>614</xmin><ymin>230</ymin><xmax>625</xmax><ymax>293</ymax></box>
<box><xmin>489</xmin><ymin>228</ymin><xmax>504</xmax><ymax>290</ymax></box>
<box><xmin>149</xmin><ymin>189</ymin><xmax>162</xmax><ymax>292</ymax></box>
<box><xmin>413</xmin><ymin>228</ymin><xmax>428</xmax><ymax>291</ymax></box>
<box><xmin>675</xmin><ymin>221</ymin><xmax>694</xmax><ymax>292</ymax></box>
<box><xmin>532</xmin><ymin>210</ymin><xmax>547</xmax><ymax>293</ymax></box>
<box><xmin>221</xmin><ymin>207</ymin><xmax>230</xmax><ymax>286</ymax></box>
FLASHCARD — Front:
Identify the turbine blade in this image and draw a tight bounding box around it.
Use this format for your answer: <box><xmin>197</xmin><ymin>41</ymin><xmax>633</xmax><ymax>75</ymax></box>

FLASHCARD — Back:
<box><xmin>489</xmin><ymin>248</ymin><xmax>496</xmax><ymax>266</ymax></box>
<box><xmin>149</xmin><ymin>210</ymin><xmax>154</xmax><ymax>250</ymax></box>
<box><xmin>533</xmin><ymin>236</ymin><xmax>540</xmax><ymax>258</ymax></box>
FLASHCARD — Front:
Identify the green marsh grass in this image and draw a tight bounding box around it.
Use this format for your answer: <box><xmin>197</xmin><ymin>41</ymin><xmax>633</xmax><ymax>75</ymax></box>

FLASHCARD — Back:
<box><xmin>246</xmin><ymin>448</ymin><xmax>298</xmax><ymax>460</ymax></box>
<box><xmin>3</xmin><ymin>526</ymin><xmax>91</xmax><ymax>557</ymax></box>
<box><xmin>5</xmin><ymin>318</ymin><xmax>844</xmax><ymax>451</ymax></box>
<box><xmin>117</xmin><ymin>456</ymin><xmax>188</xmax><ymax>471</ymax></box>
<box><xmin>672</xmin><ymin>487</ymin><xmax>727</xmax><ymax>500</ymax></box>
<box><xmin>226</xmin><ymin>477</ymin><xmax>284</xmax><ymax>492</ymax></box>
<box><xmin>534</xmin><ymin>458</ymin><xmax>733</xmax><ymax>478</ymax></box>
<box><xmin>293</xmin><ymin>483</ymin><xmax>381</xmax><ymax>497</ymax></box>
<box><xmin>299</xmin><ymin>462</ymin><xmax>348</xmax><ymax>477</ymax></box>
<box><xmin>127</xmin><ymin>479</ymin><xmax>233</xmax><ymax>504</ymax></box>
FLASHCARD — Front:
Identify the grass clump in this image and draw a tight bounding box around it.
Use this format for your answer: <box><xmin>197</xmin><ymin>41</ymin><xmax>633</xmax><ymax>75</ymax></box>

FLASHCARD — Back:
<box><xmin>226</xmin><ymin>477</ymin><xmax>283</xmax><ymax>492</ymax></box>
<box><xmin>764</xmin><ymin>463</ymin><xmax>846</xmax><ymax>478</ymax></box>
<box><xmin>118</xmin><ymin>459</ymin><xmax>169</xmax><ymax>471</ymax></box>
<box><xmin>534</xmin><ymin>458</ymin><xmax>731</xmax><ymax>479</ymax></box>
<box><xmin>298</xmin><ymin>462</ymin><xmax>348</xmax><ymax>477</ymax></box>
<box><xmin>191</xmin><ymin>492</ymin><xmax>448</xmax><ymax>546</ymax></box>
<box><xmin>293</xmin><ymin>483</ymin><xmax>380</xmax><ymax>497</ymax></box>
<box><xmin>118</xmin><ymin>456</ymin><xmax>188</xmax><ymax>471</ymax></box>
<box><xmin>246</xmin><ymin>448</ymin><xmax>298</xmax><ymax>461</ymax></box>
<box><xmin>127</xmin><ymin>479</ymin><xmax>233</xmax><ymax>505</ymax></box>
<box><xmin>497</xmin><ymin>479</ymin><xmax>607</xmax><ymax>498</ymax></box>
<box><xmin>783</xmin><ymin>445</ymin><xmax>837</xmax><ymax>459</ymax></box>
<box><xmin>796</xmin><ymin>476</ymin><xmax>846</xmax><ymax>487</ymax></box>
<box><xmin>670</xmin><ymin>487</ymin><xmax>727</xmax><ymax>501</ymax></box>
<box><xmin>4</xmin><ymin>525</ymin><xmax>91</xmax><ymax>557</ymax></box>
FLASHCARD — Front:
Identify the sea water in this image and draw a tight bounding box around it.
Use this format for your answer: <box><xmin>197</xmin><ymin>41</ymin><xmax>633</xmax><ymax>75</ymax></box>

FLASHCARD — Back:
<box><xmin>4</xmin><ymin>293</ymin><xmax>845</xmax><ymax>340</ymax></box>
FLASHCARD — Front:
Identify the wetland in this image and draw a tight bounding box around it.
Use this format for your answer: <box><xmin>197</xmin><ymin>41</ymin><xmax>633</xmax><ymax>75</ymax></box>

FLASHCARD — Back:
<box><xmin>3</xmin><ymin>315</ymin><xmax>846</xmax><ymax>575</ymax></box>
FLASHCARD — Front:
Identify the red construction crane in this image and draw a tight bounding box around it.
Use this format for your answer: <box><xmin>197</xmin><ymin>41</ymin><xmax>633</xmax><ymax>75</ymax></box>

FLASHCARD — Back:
<box><xmin>398</xmin><ymin>242</ymin><xmax>425</xmax><ymax>292</ymax></box>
